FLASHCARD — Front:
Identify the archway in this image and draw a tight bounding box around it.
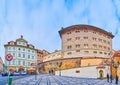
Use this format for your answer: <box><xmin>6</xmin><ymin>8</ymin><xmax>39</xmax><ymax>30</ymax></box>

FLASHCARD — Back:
<box><xmin>99</xmin><ymin>70</ymin><xmax>104</xmax><ymax>78</ymax></box>
<box><xmin>18</xmin><ymin>66</ymin><xmax>25</xmax><ymax>72</ymax></box>
<box><xmin>9</xmin><ymin>66</ymin><xmax>15</xmax><ymax>72</ymax></box>
<box><xmin>27</xmin><ymin>68</ymin><xmax>35</xmax><ymax>74</ymax></box>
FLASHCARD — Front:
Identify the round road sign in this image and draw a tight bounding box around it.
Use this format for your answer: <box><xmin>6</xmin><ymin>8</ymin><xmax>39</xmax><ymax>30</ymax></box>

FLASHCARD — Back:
<box><xmin>6</xmin><ymin>54</ymin><xmax>13</xmax><ymax>61</ymax></box>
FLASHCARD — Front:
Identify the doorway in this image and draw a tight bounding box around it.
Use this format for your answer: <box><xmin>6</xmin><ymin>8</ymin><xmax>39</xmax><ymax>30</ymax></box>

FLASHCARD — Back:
<box><xmin>99</xmin><ymin>70</ymin><xmax>104</xmax><ymax>78</ymax></box>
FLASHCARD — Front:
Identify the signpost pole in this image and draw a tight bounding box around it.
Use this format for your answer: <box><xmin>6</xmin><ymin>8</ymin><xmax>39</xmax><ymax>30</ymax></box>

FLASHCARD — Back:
<box><xmin>6</xmin><ymin>54</ymin><xmax>13</xmax><ymax>85</ymax></box>
<box><xmin>8</xmin><ymin>61</ymin><xmax>10</xmax><ymax>85</ymax></box>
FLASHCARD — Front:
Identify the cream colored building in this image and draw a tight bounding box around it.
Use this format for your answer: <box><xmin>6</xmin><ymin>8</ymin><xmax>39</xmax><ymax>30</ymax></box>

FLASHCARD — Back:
<box><xmin>43</xmin><ymin>25</ymin><xmax>114</xmax><ymax>78</ymax></box>
<box><xmin>4</xmin><ymin>35</ymin><xmax>37</xmax><ymax>72</ymax></box>
<box><xmin>43</xmin><ymin>50</ymin><xmax>61</xmax><ymax>62</ymax></box>
<box><xmin>59</xmin><ymin>25</ymin><xmax>113</xmax><ymax>59</ymax></box>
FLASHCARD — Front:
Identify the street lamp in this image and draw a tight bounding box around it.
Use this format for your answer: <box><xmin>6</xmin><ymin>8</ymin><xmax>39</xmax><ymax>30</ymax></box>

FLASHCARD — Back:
<box><xmin>58</xmin><ymin>61</ymin><xmax>62</xmax><ymax>76</ymax></box>
<box><xmin>54</xmin><ymin>61</ymin><xmax>62</xmax><ymax>76</ymax></box>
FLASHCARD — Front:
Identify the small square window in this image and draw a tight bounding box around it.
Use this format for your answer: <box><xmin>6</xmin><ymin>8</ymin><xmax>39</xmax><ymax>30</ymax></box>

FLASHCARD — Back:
<box><xmin>67</xmin><ymin>31</ymin><xmax>71</xmax><ymax>34</ymax></box>
<box><xmin>67</xmin><ymin>52</ymin><xmax>72</xmax><ymax>55</ymax></box>
<box><xmin>75</xmin><ymin>37</ymin><xmax>80</xmax><ymax>40</ymax></box>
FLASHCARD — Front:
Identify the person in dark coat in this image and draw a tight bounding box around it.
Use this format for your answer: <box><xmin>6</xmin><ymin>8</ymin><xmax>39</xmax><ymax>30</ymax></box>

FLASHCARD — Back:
<box><xmin>110</xmin><ymin>74</ymin><xmax>113</xmax><ymax>83</ymax></box>
<box><xmin>115</xmin><ymin>75</ymin><xmax>118</xmax><ymax>84</ymax></box>
<box><xmin>107</xmin><ymin>73</ymin><xmax>109</xmax><ymax>82</ymax></box>
<box><xmin>49</xmin><ymin>70</ymin><xmax>51</xmax><ymax>75</ymax></box>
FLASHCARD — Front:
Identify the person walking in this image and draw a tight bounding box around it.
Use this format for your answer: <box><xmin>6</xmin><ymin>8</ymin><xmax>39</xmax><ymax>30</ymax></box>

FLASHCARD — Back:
<box><xmin>115</xmin><ymin>75</ymin><xmax>118</xmax><ymax>84</ymax></box>
<box><xmin>110</xmin><ymin>74</ymin><xmax>113</xmax><ymax>83</ymax></box>
<box><xmin>107</xmin><ymin>73</ymin><xmax>109</xmax><ymax>82</ymax></box>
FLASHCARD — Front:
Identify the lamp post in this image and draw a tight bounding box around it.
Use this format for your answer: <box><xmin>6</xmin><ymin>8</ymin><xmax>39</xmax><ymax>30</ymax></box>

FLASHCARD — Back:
<box><xmin>111</xmin><ymin>59</ymin><xmax>120</xmax><ymax>84</ymax></box>
<box><xmin>35</xmin><ymin>62</ymin><xmax>37</xmax><ymax>80</ymax></box>
<box><xmin>54</xmin><ymin>61</ymin><xmax>62</xmax><ymax>76</ymax></box>
<box><xmin>58</xmin><ymin>61</ymin><xmax>62</xmax><ymax>76</ymax></box>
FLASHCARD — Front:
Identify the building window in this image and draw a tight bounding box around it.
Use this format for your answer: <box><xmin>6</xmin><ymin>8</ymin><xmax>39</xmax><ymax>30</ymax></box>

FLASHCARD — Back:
<box><xmin>18</xmin><ymin>48</ymin><xmax>21</xmax><ymax>51</ymax></box>
<box><xmin>28</xmin><ymin>55</ymin><xmax>30</xmax><ymax>59</ymax></box>
<box><xmin>93</xmin><ymin>37</ymin><xmax>97</xmax><ymax>41</ymax></box>
<box><xmin>67</xmin><ymin>38</ymin><xmax>72</xmax><ymax>41</ymax></box>
<box><xmin>18</xmin><ymin>61</ymin><xmax>21</xmax><ymax>65</ymax></box>
<box><xmin>108</xmin><ymin>53</ymin><xmax>110</xmax><ymax>56</ymax></box>
<box><xmin>84</xmin><ymin>28</ymin><xmax>88</xmax><ymax>32</ymax></box>
<box><xmin>23</xmin><ymin>61</ymin><xmax>25</xmax><ymax>65</ymax></box>
<box><xmin>88</xmin><ymin>63</ymin><xmax>90</xmax><ymax>66</ymax></box>
<box><xmin>108</xmin><ymin>47</ymin><xmax>110</xmax><ymax>50</ymax></box>
<box><xmin>84</xmin><ymin>51</ymin><xmax>89</xmax><ymax>53</ymax></box>
<box><xmin>10</xmin><ymin>42</ymin><xmax>14</xmax><ymax>45</ymax></box>
<box><xmin>18</xmin><ymin>53</ymin><xmax>21</xmax><ymax>57</ymax></box>
<box><xmin>104</xmin><ymin>46</ymin><xmax>106</xmax><ymax>49</ymax></box>
<box><xmin>19</xmin><ymin>42</ymin><xmax>21</xmax><ymax>45</ymax></box>
<box><xmin>99</xmin><ymin>52</ymin><xmax>103</xmax><ymax>54</ymax></box>
<box><xmin>104</xmin><ymin>52</ymin><xmax>107</xmax><ymax>55</ymax></box>
<box><xmin>76</xmin><ymin>50</ymin><xmax>80</xmax><ymax>52</ymax></box>
<box><xmin>13</xmin><ymin>60</ymin><xmax>15</xmax><ymax>65</ymax></box>
<box><xmin>93</xmin><ymin>31</ymin><xmax>96</xmax><ymax>34</ymax></box>
<box><xmin>83</xmin><ymin>37</ymin><xmax>88</xmax><ymax>40</ymax></box>
<box><xmin>67</xmin><ymin>45</ymin><xmax>72</xmax><ymax>50</ymax></box>
<box><xmin>75</xmin><ymin>37</ymin><xmax>80</xmax><ymax>40</ymax></box>
<box><xmin>99</xmin><ymin>45</ymin><xmax>102</xmax><ymax>48</ymax></box>
<box><xmin>93</xmin><ymin>51</ymin><xmax>97</xmax><ymax>54</ymax></box>
<box><xmin>23</xmin><ymin>54</ymin><xmax>25</xmax><ymax>58</ymax></box>
<box><xmin>67</xmin><ymin>52</ymin><xmax>72</xmax><ymax>55</ymax></box>
<box><xmin>84</xmin><ymin>44</ymin><xmax>88</xmax><ymax>48</ymax></box>
<box><xmin>23</xmin><ymin>42</ymin><xmax>25</xmax><ymax>46</ymax></box>
<box><xmin>9</xmin><ymin>47</ymin><xmax>11</xmax><ymax>50</ymax></box>
<box><xmin>93</xmin><ymin>44</ymin><xmax>97</xmax><ymax>48</ymax></box>
<box><xmin>76</xmin><ymin>44</ymin><xmax>80</xmax><ymax>49</ymax></box>
<box><xmin>98</xmin><ymin>39</ymin><xmax>102</xmax><ymax>42</ymax></box>
<box><xmin>75</xmin><ymin>29</ymin><xmax>80</xmax><ymax>33</ymax></box>
<box><xmin>32</xmin><ymin>56</ymin><xmax>34</xmax><ymax>59</ymax></box>
<box><xmin>13</xmin><ymin>53</ymin><xmax>15</xmax><ymax>56</ymax></box>
<box><xmin>32</xmin><ymin>51</ymin><xmax>34</xmax><ymax>53</ymax></box>
<box><xmin>67</xmin><ymin>31</ymin><xmax>71</xmax><ymax>34</ymax></box>
<box><xmin>28</xmin><ymin>62</ymin><xmax>30</xmax><ymax>66</ymax></box>
<box><xmin>28</xmin><ymin>50</ymin><xmax>30</xmax><ymax>52</ymax></box>
<box><xmin>108</xmin><ymin>41</ymin><xmax>110</xmax><ymax>45</ymax></box>
<box><xmin>103</xmin><ymin>40</ymin><xmax>106</xmax><ymax>43</ymax></box>
<box><xmin>23</xmin><ymin>48</ymin><xmax>25</xmax><ymax>51</ymax></box>
<box><xmin>13</xmin><ymin>47</ymin><xmax>15</xmax><ymax>50</ymax></box>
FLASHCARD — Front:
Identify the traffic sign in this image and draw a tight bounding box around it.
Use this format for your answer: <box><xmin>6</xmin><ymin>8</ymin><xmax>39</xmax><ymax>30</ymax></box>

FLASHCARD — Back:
<box><xmin>6</xmin><ymin>54</ymin><xmax>13</xmax><ymax>61</ymax></box>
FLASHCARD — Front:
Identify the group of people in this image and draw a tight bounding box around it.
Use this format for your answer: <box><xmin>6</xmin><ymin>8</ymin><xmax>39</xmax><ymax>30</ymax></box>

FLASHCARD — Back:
<box><xmin>49</xmin><ymin>69</ymin><xmax>54</xmax><ymax>75</ymax></box>
<box><xmin>107</xmin><ymin>73</ymin><xmax>119</xmax><ymax>84</ymax></box>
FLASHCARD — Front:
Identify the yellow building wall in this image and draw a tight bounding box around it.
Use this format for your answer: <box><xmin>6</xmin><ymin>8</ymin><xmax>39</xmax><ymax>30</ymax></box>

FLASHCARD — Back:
<box><xmin>81</xmin><ymin>58</ymin><xmax>103</xmax><ymax>67</ymax></box>
<box><xmin>44</xmin><ymin>58</ymin><xmax>106</xmax><ymax>74</ymax></box>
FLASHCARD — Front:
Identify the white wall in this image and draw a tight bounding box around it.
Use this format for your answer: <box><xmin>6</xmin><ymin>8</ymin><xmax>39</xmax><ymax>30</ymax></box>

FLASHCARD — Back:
<box><xmin>55</xmin><ymin>66</ymin><xmax>110</xmax><ymax>78</ymax></box>
<box><xmin>55</xmin><ymin>66</ymin><xmax>98</xmax><ymax>78</ymax></box>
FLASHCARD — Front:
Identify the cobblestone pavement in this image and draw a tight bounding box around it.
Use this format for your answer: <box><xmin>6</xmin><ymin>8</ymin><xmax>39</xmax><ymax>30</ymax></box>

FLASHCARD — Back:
<box><xmin>12</xmin><ymin>74</ymin><xmax>120</xmax><ymax>85</ymax></box>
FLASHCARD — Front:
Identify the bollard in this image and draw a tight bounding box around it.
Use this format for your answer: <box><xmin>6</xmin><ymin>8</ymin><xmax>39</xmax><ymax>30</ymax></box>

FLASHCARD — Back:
<box><xmin>8</xmin><ymin>77</ymin><xmax>12</xmax><ymax>85</ymax></box>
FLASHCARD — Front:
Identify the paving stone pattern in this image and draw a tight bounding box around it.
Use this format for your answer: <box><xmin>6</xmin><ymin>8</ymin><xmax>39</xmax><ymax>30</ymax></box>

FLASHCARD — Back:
<box><xmin>12</xmin><ymin>74</ymin><xmax>120</xmax><ymax>85</ymax></box>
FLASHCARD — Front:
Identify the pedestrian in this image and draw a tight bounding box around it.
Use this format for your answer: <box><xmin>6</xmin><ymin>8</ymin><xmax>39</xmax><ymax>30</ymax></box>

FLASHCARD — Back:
<box><xmin>115</xmin><ymin>75</ymin><xmax>118</xmax><ymax>84</ymax></box>
<box><xmin>49</xmin><ymin>70</ymin><xmax>50</xmax><ymax>75</ymax></box>
<box><xmin>107</xmin><ymin>73</ymin><xmax>109</xmax><ymax>82</ymax></box>
<box><xmin>110</xmin><ymin>74</ymin><xmax>113</xmax><ymax>83</ymax></box>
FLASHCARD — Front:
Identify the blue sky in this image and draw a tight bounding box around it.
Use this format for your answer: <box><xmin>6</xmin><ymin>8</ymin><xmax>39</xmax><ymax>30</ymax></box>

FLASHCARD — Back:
<box><xmin>0</xmin><ymin>0</ymin><xmax>120</xmax><ymax>61</ymax></box>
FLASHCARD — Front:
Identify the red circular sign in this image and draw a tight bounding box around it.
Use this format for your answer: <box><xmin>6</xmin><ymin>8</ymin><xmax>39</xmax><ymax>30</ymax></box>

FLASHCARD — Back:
<box><xmin>6</xmin><ymin>54</ymin><xmax>13</xmax><ymax>61</ymax></box>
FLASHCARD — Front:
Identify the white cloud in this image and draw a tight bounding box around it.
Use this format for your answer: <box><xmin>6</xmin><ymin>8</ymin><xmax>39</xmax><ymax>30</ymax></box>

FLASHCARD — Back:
<box><xmin>0</xmin><ymin>0</ymin><xmax>120</xmax><ymax>61</ymax></box>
